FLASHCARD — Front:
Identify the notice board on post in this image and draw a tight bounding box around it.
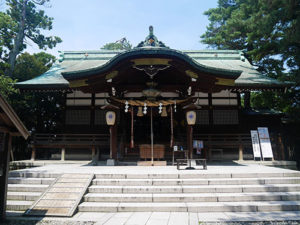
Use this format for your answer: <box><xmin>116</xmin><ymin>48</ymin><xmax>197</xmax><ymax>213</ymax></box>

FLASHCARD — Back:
<box><xmin>251</xmin><ymin>130</ymin><xmax>261</xmax><ymax>159</ymax></box>
<box><xmin>257</xmin><ymin>127</ymin><xmax>273</xmax><ymax>159</ymax></box>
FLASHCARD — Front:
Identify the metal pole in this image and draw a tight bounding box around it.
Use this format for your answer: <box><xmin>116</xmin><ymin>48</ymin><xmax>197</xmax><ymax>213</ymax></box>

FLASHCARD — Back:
<box><xmin>151</xmin><ymin>107</ymin><xmax>154</xmax><ymax>166</ymax></box>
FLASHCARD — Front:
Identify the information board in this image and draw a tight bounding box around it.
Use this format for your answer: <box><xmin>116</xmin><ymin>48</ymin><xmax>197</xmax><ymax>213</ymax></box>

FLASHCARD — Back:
<box><xmin>251</xmin><ymin>130</ymin><xmax>261</xmax><ymax>159</ymax></box>
<box><xmin>257</xmin><ymin>127</ymin><xmax>273</xmax><ymax>159</ymax></box>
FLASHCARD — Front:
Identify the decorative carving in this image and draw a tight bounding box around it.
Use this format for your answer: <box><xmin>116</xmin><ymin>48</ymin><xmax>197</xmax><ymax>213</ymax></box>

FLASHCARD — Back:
<box><xmin>133</xmin><ymin>64</ymin><xmax>170</xmax><ymax>79</ymax></box>
<box><xmin>136</xmin><ymin>26</ymin><xmax>168</xmax><ymax>48</ymax></box>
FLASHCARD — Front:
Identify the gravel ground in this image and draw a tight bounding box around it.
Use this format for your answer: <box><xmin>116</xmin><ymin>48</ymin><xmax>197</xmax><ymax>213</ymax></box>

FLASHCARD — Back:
<box><xmin>202</xmin><ymin>222</ymin><xmax>300</xmax><ymax>225</ymax></box>
<box><xmin>1</xmin><ymin>220</ymin><xmax>300</xmax><ymax>225</ymax></box>
<box><xmin>0</xmin><ymin>220</ymin><xmax>95</xmax><ymax>225</ymax></box>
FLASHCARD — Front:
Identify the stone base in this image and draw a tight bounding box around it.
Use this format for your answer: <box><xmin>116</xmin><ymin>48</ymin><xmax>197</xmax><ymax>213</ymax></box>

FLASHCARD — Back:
<box><xmin>137</xmin><ymin>161</ymin><xmax>167</xmax><ymax>166</ymax></box>
<box><xmin>107</xmin><ymin>159</ymin><xmax>116</xmax><ymax>166</ymax></box>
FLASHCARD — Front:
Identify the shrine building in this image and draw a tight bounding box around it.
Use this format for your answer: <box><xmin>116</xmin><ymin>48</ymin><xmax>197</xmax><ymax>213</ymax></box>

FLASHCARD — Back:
<box><xmin>16</xmin><ymin>26</ymin><xmax>290</xmax><ymax>164</ymax></box>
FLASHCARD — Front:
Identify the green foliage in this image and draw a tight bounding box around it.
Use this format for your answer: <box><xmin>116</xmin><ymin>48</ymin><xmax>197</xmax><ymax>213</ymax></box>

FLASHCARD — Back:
<box><xmin>102</xmin><ymin>38</ymin><xmax>132</xmax><ymax>50</ymax></box>
<box><xmin>0</xmin><ymin>74</ymin><xmax>18</xmax><ymax>101</ymax></box>
<box><xmin>13</xmin><ymin>51</ymin><xmax>55</xmax><ymax>81</ymax></box>
<box><xmin>0</xmin><ymin>0</ymin><xmax>62</xmax><ymax>76</ymax></box>
<box><xmin>6</xmin><ymin>0</ymin><xmax>62</xmax><ymax>49</ymax></box>
<box><xmin>201</xmin><ymin>0</ymin><xmax>300</xmax><ymax>120</ymax></box>
<box><xmin>0</xmin><ymin>12</ymin><xmax>16</xmax><ymax>74</ymax></box>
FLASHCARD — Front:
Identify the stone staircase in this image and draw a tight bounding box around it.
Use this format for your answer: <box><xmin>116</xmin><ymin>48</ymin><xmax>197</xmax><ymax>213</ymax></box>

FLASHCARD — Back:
<box><xmin>78</xmin><ymin>172</ymin><xmax>300</xmax><ymax>212</ymax></box>
<box><xmin>6</xmin><ymin>172</ymin><xmax>59</xmax><ymax>212</ymax></box>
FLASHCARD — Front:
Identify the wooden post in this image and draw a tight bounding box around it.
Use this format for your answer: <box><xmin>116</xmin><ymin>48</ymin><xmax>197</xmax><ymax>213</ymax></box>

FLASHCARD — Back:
<box><xmin>208</xmin><ymin>135</ymin><xmax>212</xmax><ymax>161</ymax></box>
<box><xmin>239</xmin><ymin>145</ymin><xmax>244</xmax><ymax>161</ymax></box>
<box><xmin>91</xmin><ymin>146</ymin><xmax>96</xmax><ymax>161</ymax></box>
<box><xmin>187</xmin><ymin>125</ymin><xmax>193</xmax><ymax>159</ymax></box>
<box><xmin>244</xmin><ymin>92</ymin><xmax>251</xmax><ymax>109</ymax></box>
<box><xmin>61</xmin><ymin>148</ymin><xmax>65</xmax><ymax>161</ymax></box>
<box><xmin>31</xmin><ymin>147</ymin><xmax>36</xmax><ymax>161</ymax></box>
<box><xmin>278</xmin><ymin>134</ymin><xmax>285</xmax><ymax>160</ymax></box>
<box><xmin>238</xmin><ymin>135</ymin><xmax>244</xmax><ymax>161</ymax></box>
<box><xmin>0</xmin><ymin>133</ymin><xmax>10</xmax><ymax>221</ymax></box>
<box><xmin>110</xmin><ymin>125</ymin><xmax>117</xmax><ymax>160</ymax></box>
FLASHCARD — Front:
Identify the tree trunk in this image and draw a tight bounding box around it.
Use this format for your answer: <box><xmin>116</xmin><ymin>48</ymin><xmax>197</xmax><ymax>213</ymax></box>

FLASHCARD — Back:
<box><xmin>6</xmin><ymin>0</ymin><xmax>28</xmax><ymax>77</ymax></box>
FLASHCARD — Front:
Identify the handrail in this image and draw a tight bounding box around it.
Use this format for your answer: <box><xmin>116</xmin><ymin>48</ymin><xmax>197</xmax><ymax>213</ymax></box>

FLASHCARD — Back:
<box><xmin>32</xmin><ymin>133</ymin><xmax>110</xmax><ymax>146</ymax></box>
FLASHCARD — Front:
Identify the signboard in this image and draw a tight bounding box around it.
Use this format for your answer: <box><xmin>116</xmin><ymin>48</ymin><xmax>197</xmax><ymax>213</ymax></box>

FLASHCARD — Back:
<box><xmin>257</xmin><ymin>127</ymin><xmax>270</xmax><ymax>139</ymax></box>
<box><xmin>251</xmin><ymin>130</ymin><xmax>261</xmax><ymax>159</ymax></box>
<box><xmin>193</xmin><ymin>140</ymin><xmax>204</xmax><ymax>149</ymax></box>
<box><xmin>173</xmin><ymin>146</ymin><xmax>178</xmax><ymax>152</ymax></box>
<box><xmin>257</xmin><ymin>127</ymin><xmax>273</xmax><ymax>159</ymax></box>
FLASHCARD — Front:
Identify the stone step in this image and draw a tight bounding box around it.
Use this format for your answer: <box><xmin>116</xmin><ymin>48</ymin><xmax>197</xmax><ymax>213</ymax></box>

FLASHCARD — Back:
<box><xmin>78</xmin><ymin>201</ymin><xmax>300</xmax><ymax>212</ymax></box>
<box><xmin>88</xmin><ymin>184</ymin><xmax>300</xmax><ymax>194</ymax></box>
<box><xmin>9</xmin><ymin>172</ymin><xmax>60</xmax><ymax>178</ymax></box>
<box><xmin>84</xmin><ymin>192</ymin><xmax>300</xmax><ymax>202</ymax></box>
<box><xmin>8</xmin><ymin>177</ymin><xmax>55</xmax><ymax>185</ymax></box>
<box><xmin>7</xmin><ymin>192</ymin><xmax>41</xmax><ymax>201</ymax></box>
<box><xmin>94</xmin><ymin>172</ymin><xmax>300</xmax><ymax>179</ymax></box>
<box><xmin>24</xmin><ymin>173</ymin><xmax>94</xmax><ymax>217</ymax></box>
<box><xmin>92</xmin><ymin>177</ymin><xmax>300</xmax><ymax>186</ymax></box>
<box><xmin>8</xmin><ymin>184</ymin><xmax>49</xmax><ymax>192</ymax></box>
<box><xmin>6</xmin><ymin>200</ymin><xmax>34</xmax><ymax>211</ymax></box>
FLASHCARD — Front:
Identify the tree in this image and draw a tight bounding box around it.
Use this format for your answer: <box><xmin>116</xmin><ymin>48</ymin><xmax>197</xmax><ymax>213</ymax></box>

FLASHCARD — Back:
<box><xmin>4</xmin><ymin>0</ymin><xmax>62</xmax><ymax>77</ymax></box>
<box><xmin>9</xmin><ymin>52</ymin><xmax>64</xmax><ymax>160</ymax></box>
<box><xmin>0</xmin><ymin>12</ymin><xmax>16</xmax><ymax>74</ymax></box>
<box><xmin>201</xmin><ymin>0</ymin><xmax>300</xmax><ymax>118</ymax></box>
<box><xmin>101</xmin><ymin>37</ymin><xmax>132</xmax><ymax>50</ymax></box>
<box><xmin>0</xmin><ymin>74</ymin><xmax>18</xmax><ymax>101</ymax></box>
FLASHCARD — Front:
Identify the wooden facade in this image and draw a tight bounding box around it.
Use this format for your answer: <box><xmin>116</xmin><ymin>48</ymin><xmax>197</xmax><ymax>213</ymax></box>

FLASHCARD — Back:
<box><xmin>0</xmin><ymin>94</ymin><xmax>29</xmax><ymax>221</ymax></box>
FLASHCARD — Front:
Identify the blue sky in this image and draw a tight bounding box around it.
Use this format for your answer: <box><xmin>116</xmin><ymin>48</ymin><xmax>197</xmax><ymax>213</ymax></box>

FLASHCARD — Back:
<box><xmin>21</xmin><ymin>0</ymin><xmax>218</xmax><ymax>56</ymax></box>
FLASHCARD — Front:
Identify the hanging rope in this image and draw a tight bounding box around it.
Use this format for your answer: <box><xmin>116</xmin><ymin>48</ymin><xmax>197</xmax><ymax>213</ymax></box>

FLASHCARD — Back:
<box><xmin>130</xmin><ymin>107</ymin><xmax>134</xmax><ymax>148</ymax></box>
<box><xmin>170</xmin><ymin>105</ymin><xmax>174</xmax><ymax>148</ymax></box>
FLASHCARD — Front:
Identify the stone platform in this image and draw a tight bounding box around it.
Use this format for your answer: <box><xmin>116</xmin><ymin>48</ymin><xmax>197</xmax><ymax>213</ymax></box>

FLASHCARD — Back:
<box><xmin>5</xmin><ymin>162</ymin><xmax>300</xmax><ymax>223</ymax></box>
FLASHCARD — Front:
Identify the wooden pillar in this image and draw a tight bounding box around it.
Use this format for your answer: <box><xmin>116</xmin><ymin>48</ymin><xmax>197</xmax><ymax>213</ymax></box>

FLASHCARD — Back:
<box><xmin>0</xmin><ymin>133</ymin><xmax>11</xmax><ymax>221</ymax></box>
<box><xmin>239</xmin><ymin>145</ymin><xmax>244</xmax><ymax>161</ymax></box>
<box><xmin>187</xmin><ymin>125</ymin><xmax>193</xmax><ymax>159</ymax></box>
<box><xmin>110</xmin><ymin>125</ymin><xmax>117</xmax><ymax>160</ymax></box>
<box><xmin>278</xmin><ymin>134</ymin><xmax>285</xmax><ymax>160</ymax></box>
<box><xmin>91</xmin><ymin>146</ymin><xmax>96</xmax><ymax>161</ymax></box>
<box><xmin>238</xmin><ymin>135</ymin><xmax>244</xmax><ymax>161</ymax></box>
<box><xmin>61</xmin><ymin>148</ymin><xmax>65</xmax><ymax>161</ymax></box>
<box><xmin>244</xmin><ymin>92</ymin><xmax>251</xmax><ymax>109</ymax></box>
<box><xmin>31</xmin><ymin>147</ymin><xmax>36</xmax><ymax>161</ymax></box>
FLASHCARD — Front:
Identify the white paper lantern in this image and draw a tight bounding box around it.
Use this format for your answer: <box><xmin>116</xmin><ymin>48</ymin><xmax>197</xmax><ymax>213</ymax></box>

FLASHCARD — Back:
<box><xmin>106</xmin><ymin>111</ymin><xmax>116</xmax><ymax>125</ymax></box>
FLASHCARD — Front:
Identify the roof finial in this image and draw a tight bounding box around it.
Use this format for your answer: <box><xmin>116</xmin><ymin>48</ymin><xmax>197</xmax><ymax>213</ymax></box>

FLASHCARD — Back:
<box><xmin>135</xmin><ymin>26</ymin><xmax>168</xmax><ymax>48</ymax></box>
<box><xmin>149</xmin><ymin>26</ymin><xmax>153</xmax><ymax>36</ymax></box>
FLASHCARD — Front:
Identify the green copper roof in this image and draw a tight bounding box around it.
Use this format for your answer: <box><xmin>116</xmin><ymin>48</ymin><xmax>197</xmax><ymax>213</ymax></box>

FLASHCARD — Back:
<box><xmin>16</xmin><ymin>63</ymin><xmax>69</xmax><ymax>89</ymax></box>
<box><xmin>61</xmin><ymin>48</ymin><xmax>243</xmax><ymax>80</ymax></box>
<box><xmin>16</xmin><ymin>26</ymin><xmax>290</xmax><ymax>90</ymax></box>
<box><xmin>16</xmin><ymin>48</ymin><xmax>290</xmax><ymax>90</ymax></box>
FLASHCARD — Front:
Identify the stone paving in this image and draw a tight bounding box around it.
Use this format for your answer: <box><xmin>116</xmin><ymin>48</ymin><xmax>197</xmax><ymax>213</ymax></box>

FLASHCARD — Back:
<box><xmin>10</xmin><ymin>162</ymin><xmax>299</xmax><ymax>175</ymax></box>
<box><xmin>5</xmin><ymin>211</ymin><xmax>300</xmax><ymax>224</ymax></box>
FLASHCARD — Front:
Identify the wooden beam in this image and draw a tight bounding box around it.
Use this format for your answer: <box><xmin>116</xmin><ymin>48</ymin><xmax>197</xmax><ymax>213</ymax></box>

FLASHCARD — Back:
<box><xmin>0</xmin><ymin>96</ymin><xmax>30</xmax><ymax>139</ymax></box>
<box><xmin>0</xmin><ymin>133</ymin><xmax>10</xmax><ymax>221</ymax></box>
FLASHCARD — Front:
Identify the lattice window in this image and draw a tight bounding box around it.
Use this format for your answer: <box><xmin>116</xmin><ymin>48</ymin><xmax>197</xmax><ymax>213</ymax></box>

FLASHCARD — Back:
<box><xmin>65</xmin><ymin>110</ymin><xmax>90</xmax><ymax>125</ymax></box>
<box><xmin>213</xmin><ymin>110</ymin><xmax>239</xmax><ymax>125</ymax></box>
<box><xmin>196</xmin><ymin>110</ymin><xmax>209</xmax><ymax>125</ymax></box>
<box><xmin>95</xmin><ymin>110</ymin><xmax>106</xmax><ymax>125</ymax></box>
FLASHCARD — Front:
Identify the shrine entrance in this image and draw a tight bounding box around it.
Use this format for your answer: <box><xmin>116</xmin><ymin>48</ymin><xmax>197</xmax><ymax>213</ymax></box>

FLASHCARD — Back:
<box><xmin>119</xmin><ymin>103</ymin><xmax>188</xmax><ymax>163</ymax></box>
